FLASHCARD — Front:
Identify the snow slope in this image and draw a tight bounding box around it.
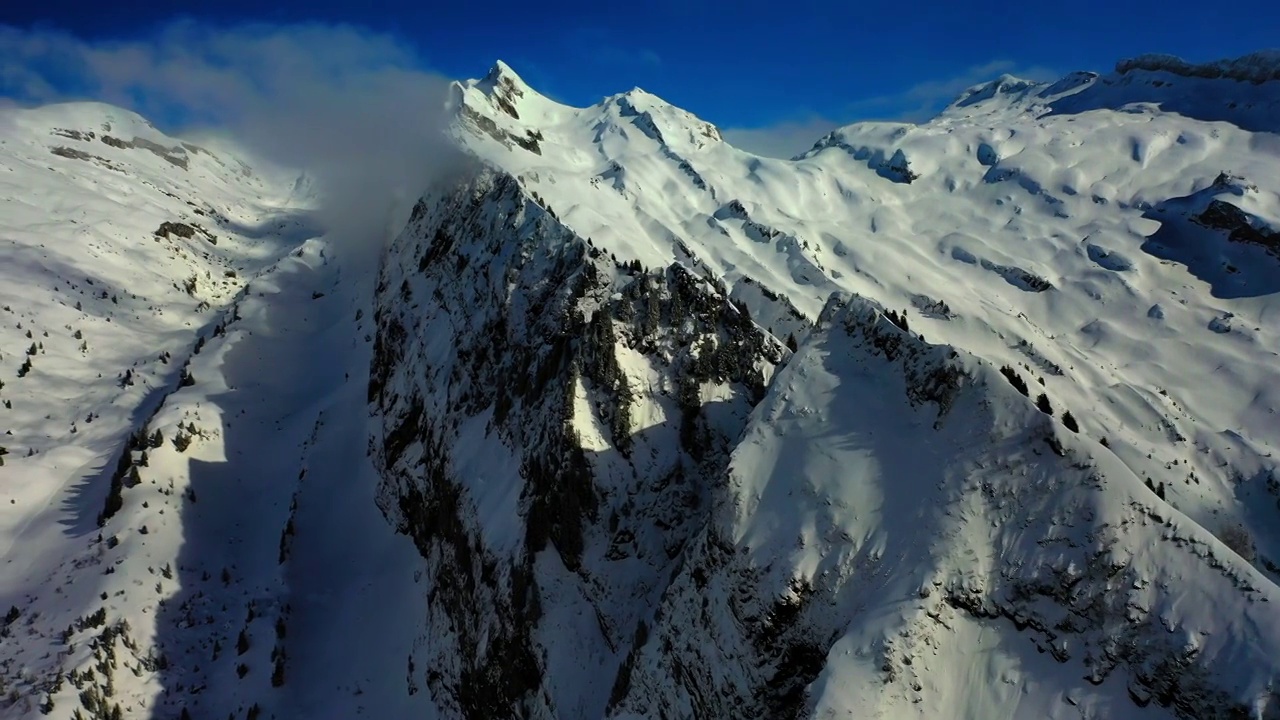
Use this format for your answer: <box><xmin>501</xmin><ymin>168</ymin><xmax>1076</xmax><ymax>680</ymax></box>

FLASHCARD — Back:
<box><xmin>367</xmin><ymin>54</ymin><xmax>1280</xmax><ymax>719</ymax></box>
<box><xmin>0</xmin><ymin>103</ymin><xmax>435</xmax><ymax>720</ymax></box>
<box><xmin>450</xmin><ymin>56</ymin><xmax>1280</xmax><ymax>579</ymax></box>
<box><xmin>4</xmin><ymin>48</ymin><xmax>1280</xmax><ymax>720</ymax></box>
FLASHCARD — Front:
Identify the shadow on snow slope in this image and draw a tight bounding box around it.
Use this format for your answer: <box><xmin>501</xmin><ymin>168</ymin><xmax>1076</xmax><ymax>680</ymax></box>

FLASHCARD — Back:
<box><xmin>147</xmin><ymin>242</ymin><xmax>433</xmax><ymax>720</ymax></box>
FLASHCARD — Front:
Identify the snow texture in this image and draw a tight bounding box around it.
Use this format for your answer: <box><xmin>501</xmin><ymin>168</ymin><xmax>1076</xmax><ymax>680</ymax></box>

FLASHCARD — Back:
<box><xmin>3</xmin><ymin>49</ymin><xmax>1280</xmax><ymax>720</ymax></box>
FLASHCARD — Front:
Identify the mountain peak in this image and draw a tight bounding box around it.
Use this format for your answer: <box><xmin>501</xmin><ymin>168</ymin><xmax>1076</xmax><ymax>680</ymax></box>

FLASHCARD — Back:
<box><xmin>470</xmin><ymin>59</ymin><xmax>535</xmax><ymax>105</ymax></box>
<box><xmin>483</xmin><ymin>59</ymin><xmax>527</xmax><ymax>88</ymax></box>
<box><xmin>949</xmin><ymin>73</ymin><xmax>1044</xmax><ymax>110</ymax></box>
<box><xmin>448</xmin><ymin>58</ymin><xmax>558</xmax><ymax>136</ymax></box>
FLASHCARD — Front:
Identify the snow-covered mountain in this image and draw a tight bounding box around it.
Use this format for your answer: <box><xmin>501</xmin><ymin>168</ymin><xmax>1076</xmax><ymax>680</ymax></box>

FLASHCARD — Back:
<box><xmin>372</xmin><ymin>55</ymin><xmax>1280</xmax><ymax>719</ymax></box>
<box><xmin>2</xmin><ymin>50</ymin><xmax>1280</xmax><ymax>720</ymax></box>
<box><xmin>0</xmin><ymin>103</ymin><xmax>437</xmax><ymax>720</ymax></box>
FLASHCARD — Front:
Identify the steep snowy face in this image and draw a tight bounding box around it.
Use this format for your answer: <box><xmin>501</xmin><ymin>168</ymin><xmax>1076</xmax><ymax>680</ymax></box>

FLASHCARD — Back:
<box><xmin>369</xmin><ymin>166</ymin><xmax>788</xmax><ymax>717</ymax></box>
<box><xmin>613</xmin><ymin>295</ymin><xmax>1280</xmax><ymax>719</ymax></box>
<box><xmin>0</xmin><ymin>100</ymin><xmax>307</xmax><ymax>537</ymax></box>
<box><xmin>365</xmin><ymin>56</ymin><xmax>1280</xmax><ymax>719</ymax></box>
<box><xmin>0</xmin><ymin>102</ymin><xmax>337</xmax><ymax>720</ymax></box>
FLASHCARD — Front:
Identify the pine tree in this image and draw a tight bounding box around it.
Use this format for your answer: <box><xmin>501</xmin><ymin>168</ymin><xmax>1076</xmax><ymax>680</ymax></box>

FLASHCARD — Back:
<box><xmin>1061</xmin><ymin>411</ymin><xmax>1079</xmax><ymax>432</ymax></box>
<box><xmin>999</xmin><ymin>365</ymin><xmax>1029</xmax><ymax>396</ymax></box>
<box><xmin>1035</xmin><ymin>393</ymin><xmax>1053</xmax><ymax>415</ymax></box>
<box><xmin>271</xmin><ymin>655</ymin><xmax>286</xmax><ymax>687</ymax></box>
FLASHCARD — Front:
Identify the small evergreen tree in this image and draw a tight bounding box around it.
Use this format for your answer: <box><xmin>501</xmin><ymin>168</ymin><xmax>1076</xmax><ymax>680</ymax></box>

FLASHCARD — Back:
<box><xmin>272</xmin><ymin>656</ymin><xmax>286</xmax><ymax>687</ymax></box>
<box><xmin>1061</xmin><ymin>410</ymin><xmax>1079</xmax><ymax>432</ymax></box>
<box><xmin>999</xmin><ymin>365</ymin><xmax>1029</xmax><ymax>396</ymax></box>
<box><xmin>1035</xmin><ymin>393</ymin><xmax>1053</xmax><ymax>415</ymax></box>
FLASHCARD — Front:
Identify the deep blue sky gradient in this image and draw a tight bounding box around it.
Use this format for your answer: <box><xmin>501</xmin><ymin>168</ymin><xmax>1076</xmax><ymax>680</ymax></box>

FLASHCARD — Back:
<box><xmin>4</xmin><ymin>0</ymin><xmax>1277</xmax><ymax>129</ymax></box>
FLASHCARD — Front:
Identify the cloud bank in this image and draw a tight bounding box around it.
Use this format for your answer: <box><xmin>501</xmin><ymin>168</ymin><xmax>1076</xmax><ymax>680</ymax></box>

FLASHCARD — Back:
<box><xmin>0</xmin><ymin>21</ymin><xmax>463</xmax><ymax>258</ymax></box>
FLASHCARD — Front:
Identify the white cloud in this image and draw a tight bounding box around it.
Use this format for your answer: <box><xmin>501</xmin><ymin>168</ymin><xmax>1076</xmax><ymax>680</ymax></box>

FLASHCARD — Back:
<box><xmin>721</xmin><ymin>60</ymin><xmax>1061</xmax><ymax>159</ymax></box>
<box><xmin>0</xmin><ymin>21</ymin><xmax>465</xmax><ymax>261</ymax></box>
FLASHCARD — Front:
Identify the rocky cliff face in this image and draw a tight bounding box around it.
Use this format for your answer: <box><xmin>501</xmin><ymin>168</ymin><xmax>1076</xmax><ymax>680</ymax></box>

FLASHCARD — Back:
<box><xmin>366</xmin><ymin>57</ymin><xmax>1280</xmax><ymax>720</ymax></box>
<box><xmin>369</xmin><ymin>166</ymin><xmax>1280</xmax><ymax>720</ymax></box>
<box><xmin>369</xmin><ymin>167</ymin><xmax>789</xmax><ymax>718</ymax></box>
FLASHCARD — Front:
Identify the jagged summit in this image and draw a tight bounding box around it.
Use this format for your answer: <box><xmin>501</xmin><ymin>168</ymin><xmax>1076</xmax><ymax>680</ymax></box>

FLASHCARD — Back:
<box><xmin>469</xmin><ymin>59</ymin><xmax>537</xmax><ymax>106</ymax></box>
<box><xmin>485</xmin><ymin>59</ymin><xmax>525</xmax><ymax>83</ymax></box>
<box><xmin>451</xmin><ymin>59</ymin><xmax>723</xmax><ymax>155</ymax></box>
<box><xmin>453</xmin><ymin>59</ymin><xmax>550</xmax><ymax>120</ymax></box>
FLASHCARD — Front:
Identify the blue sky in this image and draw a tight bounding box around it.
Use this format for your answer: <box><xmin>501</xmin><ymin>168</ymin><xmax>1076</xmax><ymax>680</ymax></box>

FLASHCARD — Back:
<box><xmin>3</xmin><ymin>1</ymin><xmax>1278</xmax><ymax>155</ymax></box>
